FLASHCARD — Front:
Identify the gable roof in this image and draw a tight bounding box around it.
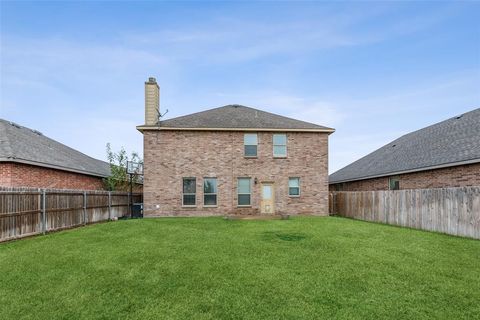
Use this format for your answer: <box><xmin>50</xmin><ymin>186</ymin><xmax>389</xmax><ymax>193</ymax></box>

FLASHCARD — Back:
<box><xmin>137</xmin><ymin>104</ymin><xmax>334</xmax><ymax>132</ymax></box>
<box><xmin>0</xmin><ymin>119</ymin><xmax>111</xmax><ymax>178</ymax></box>
<box><xmin>329</xmin><ymin>108</ymin><xmax>480</xmax><ymax>184</ymax></box>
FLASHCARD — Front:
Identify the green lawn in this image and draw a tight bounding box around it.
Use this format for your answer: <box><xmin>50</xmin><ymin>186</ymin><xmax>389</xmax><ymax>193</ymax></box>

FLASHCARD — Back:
<box><xmin>0</xmin><ymin>217</ymin><xmax>479</xmax><ymax>320</ymax></box>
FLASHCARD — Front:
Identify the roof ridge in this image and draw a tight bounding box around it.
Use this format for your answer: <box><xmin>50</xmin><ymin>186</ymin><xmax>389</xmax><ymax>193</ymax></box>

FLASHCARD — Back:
<box><xmin>330</xmin><ymin>107</ymin><xmax>480</xmax><ymax>183</ymax></box>
<box><xmin>154</xmin><ymin>104</ymin><xmax>334</xmax><ymax>131</ymax></box>
<box><xmin>159</xmin><ymin>104</ymin><xmax>234</xmax><ymax>123</ymax></box>
<box><xmin>0</xmin><ymin>118</ymin><xmax>111</xmax><ymax>177</ymax></box>
<box><xmin>394</xmin><ymin>107</ymin><xmax>480</xmax><ymax>142</ymax></box>
<box><xmin>14</xmin><ymin>120</ymin><xmax>109</xmax><ymax>165</ymax></box>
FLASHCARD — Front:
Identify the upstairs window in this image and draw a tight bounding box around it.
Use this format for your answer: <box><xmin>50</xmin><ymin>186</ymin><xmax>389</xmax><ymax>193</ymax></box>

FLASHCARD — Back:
<box><xmin>273</xmin><ymin>134</ymin><xmax>287</xmax><ymax>157</ymax></box>
<box><xmin>203</xmin><ymin>178</ymin><xmax>217</xmax><ymax>206</ymax></box>
<box><xmin>237</xmin><ymin>178</ymin><xmax>251</xmax><ymax>206</ymax></box>
<box><xmin>289</xmin><ymin>177</ymin><xmax>300</xmax><ymax>196</ymax></box>
<box><xmin>182</xmin><ymin>177</ymin><xmax>196</xmax><ymax>206</ymax></box>
<box><xmin>244</xmin><ymin>133</ymin><xmax>258</xmax><ymax>157</ymax></box>
<box><xmin>389</xmin><ymin>176</ymin><xmax>400</xmax><ymax>190</ymax></box>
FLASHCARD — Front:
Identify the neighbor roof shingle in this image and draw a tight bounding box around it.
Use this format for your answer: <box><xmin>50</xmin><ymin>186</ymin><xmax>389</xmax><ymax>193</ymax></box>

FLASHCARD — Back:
<box><xmin>143</xmin><ymin>104</ymin><xmax>334</xmax><ymax>131</ymax></box>
<box><xmin>0</xmin><ymin>119</ymin><xmax>111</xmax><ymax>178</ymax></box>
<box><xmin>329</xmin><ymin>108</ymin><xmax>480</xmax><ymax>184</ymax></box>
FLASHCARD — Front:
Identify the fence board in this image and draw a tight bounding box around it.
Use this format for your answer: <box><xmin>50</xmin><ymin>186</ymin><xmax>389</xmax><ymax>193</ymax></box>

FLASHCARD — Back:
<box><xmin>0</xmin><ymin>187</ymin><xmax>142</xmax><ymax>242</ymax></box>
<box><xmin>473</xmin><ymin>187</ymin><xmax>480</xmax><ymax>239</ymax></box>
<box><xmin>330</xmin><ymin>186</ymin><xmax>480</xmax><ymax>239</ymax></box>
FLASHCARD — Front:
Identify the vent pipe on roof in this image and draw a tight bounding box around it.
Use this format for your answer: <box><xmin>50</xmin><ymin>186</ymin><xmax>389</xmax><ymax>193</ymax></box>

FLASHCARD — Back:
<box><xmin>145</xmin><ymin>77</ymin><xmax>160</xmax><ymax>126</ymax></box>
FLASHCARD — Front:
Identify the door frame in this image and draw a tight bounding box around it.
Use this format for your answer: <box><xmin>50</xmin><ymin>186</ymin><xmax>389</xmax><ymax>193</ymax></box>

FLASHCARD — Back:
<box><xmin>260</xmin><ymin>182</ymin><xmax>275</xmax><ymax>214</ymax></box>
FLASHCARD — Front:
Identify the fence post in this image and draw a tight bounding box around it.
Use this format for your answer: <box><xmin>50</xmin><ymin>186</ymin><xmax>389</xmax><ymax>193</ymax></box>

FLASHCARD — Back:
<box><xmin>127</xmin><ymin>192</ymin><xmax>130</xmax><ymax>218</ymax></box>
<box><xmin>13</xmin><ymin>193</ymin><xmax>17</xmax><ymax>238</ymax></box>
<box><xmin>83</xmin><ymin>191</ymin><xmax>87</xmax><ymax>225</ymax></box>
<box><xmin>108</xmin><ymin>192</ymin><xmax>112</xmax><ymax>220</ymax></box>
<box><xmin>41</xmin><ymin>189</ymin><xmax>46</xmax><ymax>235</ymax></box>
<box><xmin>333</xmin><ymin>192</ymin><xmax>336</xmax><ymax>215</ymax></box>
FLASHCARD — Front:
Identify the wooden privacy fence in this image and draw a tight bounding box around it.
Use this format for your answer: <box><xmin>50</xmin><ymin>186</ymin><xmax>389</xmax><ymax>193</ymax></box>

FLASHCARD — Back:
<box><xmin>0</xmin><ymin>187</ymin><xmax>143</xmax><ymax>242</ymax></box>
<box><xmin>329</xmin><ymin>186</ymin><xmax>480</xmax><ymax>239</ymax></box>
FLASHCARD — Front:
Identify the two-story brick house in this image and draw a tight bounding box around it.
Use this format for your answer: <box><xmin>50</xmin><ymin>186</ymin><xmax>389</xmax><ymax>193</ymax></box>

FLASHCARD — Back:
<box><xmin>137</xmin><ymin>78</ymin><xmax>334</xmax><ymax>216</ymax></box>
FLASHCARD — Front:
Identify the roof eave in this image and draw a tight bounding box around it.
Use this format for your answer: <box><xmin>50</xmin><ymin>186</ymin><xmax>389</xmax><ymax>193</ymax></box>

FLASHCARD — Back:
<box><xmin>0</xmin><ymin>158</ymin><xmax>111</xmax><ymax>178</ymax></box>
<box><xmin>329</xmin><ymin>158</ymin><xmax>480</xmax><ymax>184</ymax></box>
<box><xmin>137</xmin><ymin>125</ymin><xmax>335</xmax><ymax>134</ymax></box>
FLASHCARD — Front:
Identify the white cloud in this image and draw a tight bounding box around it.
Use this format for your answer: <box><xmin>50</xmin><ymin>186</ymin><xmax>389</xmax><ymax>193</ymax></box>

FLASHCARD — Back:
<box><xmin>1</xmin><ymin>3</ymin><xmax>477</xmax><ymax>169</ymax></box>
<box><xmin>254</xmin><ymin>94</ymin><xmax>345</xmax><ymax>128</ymax></box>
<box><xmin>119</xmin><ymin>8</ymin><xmax>389</xmax><ymax>64</ymax></box>
<box><xmin>116</xmin><ymin>4</ymin><xmax>460</xmax><ymax>65</ymax></box>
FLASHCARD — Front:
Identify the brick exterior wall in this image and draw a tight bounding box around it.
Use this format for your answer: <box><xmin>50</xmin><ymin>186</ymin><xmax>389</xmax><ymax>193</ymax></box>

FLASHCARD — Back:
<box><xmin>143</xmin><ymin>130</ymin><xmax>330</xmax><ymax>216</ymax></box>
<box><xmin>0</xmin><ymin>162</ymin><xmax>106</xmax><ymax>190</ymax></box>
<box><xmin>330</xmin><ymin>162</ymin><xmax>480</xmax><ymax>191</ymax></box>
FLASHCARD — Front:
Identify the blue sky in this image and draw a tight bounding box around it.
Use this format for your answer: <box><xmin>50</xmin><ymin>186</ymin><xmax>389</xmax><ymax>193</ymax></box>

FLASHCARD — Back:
<box><xmin>1</xmin><ymin>1</ymin><xmax>479</xmax><ymax>173</ymax></box>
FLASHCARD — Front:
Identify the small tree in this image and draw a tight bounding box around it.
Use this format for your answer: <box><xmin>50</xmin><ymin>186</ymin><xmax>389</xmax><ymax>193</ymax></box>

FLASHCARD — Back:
<box><xmin>103</xmin><ymin>143</ymin><xmax>143</xmax><ymax>191</ymax></box>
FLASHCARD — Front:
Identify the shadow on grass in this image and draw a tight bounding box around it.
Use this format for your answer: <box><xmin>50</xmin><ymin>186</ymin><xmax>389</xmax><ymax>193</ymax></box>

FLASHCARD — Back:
<box><xmin>261</xmin><ymin>231</ymin><xmax>308</xmax><ymax>242</ymax></box>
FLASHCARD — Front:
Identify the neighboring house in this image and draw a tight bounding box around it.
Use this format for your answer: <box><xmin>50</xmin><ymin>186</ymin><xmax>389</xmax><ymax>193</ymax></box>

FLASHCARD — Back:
<box><xmin>329</xmin><ymin>108</ymin><xmax>480</xmax><ymax>191</ymax></box>
<box><xmin>137</xmin><ymin>78</ymin><xmax>334</xmax><ymax>216</ymax></box>
<box><xmin>0</xmin><ymin>119</ymin><xmax>111</xmax><ymax>190</ymax></box>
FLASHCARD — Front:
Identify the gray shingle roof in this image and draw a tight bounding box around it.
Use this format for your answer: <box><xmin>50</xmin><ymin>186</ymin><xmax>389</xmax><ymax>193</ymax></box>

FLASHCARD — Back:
<box><xmin>0</xmin><ymin>119</ymin><xmax>111</xmax><ymax>178</ymax></box>
<box><xmin>329</xmin><ymin>108</ymin><xmax>480</xmax><ymax>184</ymax></box>
<box><xmin>153</xmin><ymin>104</ymin><xmax>334</xmax><ymax>131</ymax></box>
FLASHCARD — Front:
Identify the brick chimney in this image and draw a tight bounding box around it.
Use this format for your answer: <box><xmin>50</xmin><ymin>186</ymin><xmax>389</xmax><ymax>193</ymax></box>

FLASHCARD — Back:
<box><xmin>145</xmin><ymin>77</ymin><xmax>160</xmax><ymax>125</ymax></box>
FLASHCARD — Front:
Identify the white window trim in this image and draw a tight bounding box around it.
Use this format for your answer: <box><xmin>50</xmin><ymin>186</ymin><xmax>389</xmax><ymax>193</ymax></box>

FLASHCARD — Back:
<box><xmin>182</xmin><ymin>177</ymin><xmax>196</xmax><ymax>207</ymax></box>
<box><xmin>288</xmin><ymin>177</ymin><xmax>301</xmax><ymax>197</ymax></box>
<box><xmin>273</xmin><ymin>133</ymin><xmax>287</xmax><ymax>158</ymax></box>
<box><xmin>244</xmin><ymin>133</ymin><xmax>258</xmax><ymax>158</ymax></box>
<box><xmin>237</xmin><ymin>177</ymin><xmax>252</xmax><ymax>207</ymax></box>
<box><xmin>203</xmin><ymin>177</ymin><xmax>218</xmax><ymax>207</ymax></box>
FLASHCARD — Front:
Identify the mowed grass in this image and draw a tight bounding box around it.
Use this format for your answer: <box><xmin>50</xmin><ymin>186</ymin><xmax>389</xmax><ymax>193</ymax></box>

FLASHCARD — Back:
<box><xmin>0</xmin><ymin>217</ymin><xmax>479</xmax><ymax>319</ymax></box>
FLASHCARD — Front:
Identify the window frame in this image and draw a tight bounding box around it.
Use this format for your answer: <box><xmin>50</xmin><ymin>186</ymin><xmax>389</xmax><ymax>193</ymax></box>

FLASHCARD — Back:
<box><xmin>273</xmin><ymin>133</ymin><xmax>287</xmax><ymax>158</ymax></box>
<box><xmin>182</xmin><ymin>177</ymin><xmax>196</xmax><ymax>207</ymax></box>
<box><xmin>288</xmin><ymin>177</ymin><xmax>300</xmax><ymax>197</ymax></box>
<box><xmin>244</xmin><ymin>133</ymin><xmax>258</xmax><ymax>158</ymax></box>
<box><xmin>389</xmin><ymin>176</ymin><xmax>400</xmax><ymax>190</ymax></box>
<box><xmin>203</xmin><ymin>177</ymin><xmax>218</xmax><ymax>207</ymax></box>
<box><xmin>237</xmin><ymin>177</ymin><xmax>252</xmax><ymax>207</ymax></box>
